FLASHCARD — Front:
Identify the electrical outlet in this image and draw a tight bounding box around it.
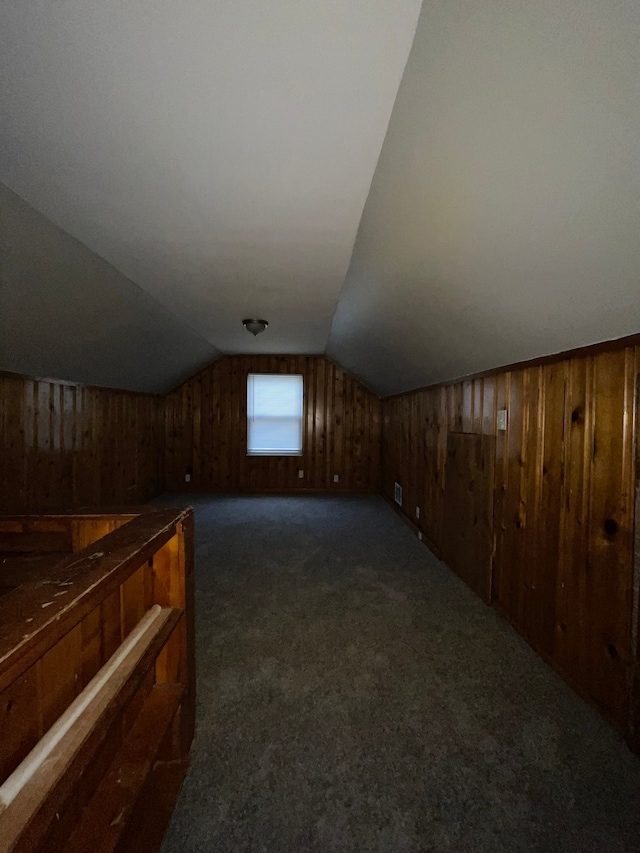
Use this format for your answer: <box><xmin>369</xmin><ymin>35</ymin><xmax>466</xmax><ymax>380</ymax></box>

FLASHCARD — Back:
<box><xmin>415</xmin><ymin>506</ymin><xmax>420</xmax><ymax>519</ymax></box>
<box><xmin>497</xmin><ymin>409</ymin><xmax>508</xmax><ymax>431</ymax></box>
<box><xmin>333</xmin><ymin>474</ymin><xmax>339</xmax><ymax>483</ymax></box>
<box><xmin>394</xmin><ymin>482</ymin><xmax>402</xmax><ymax>506</ymax></box>
<box><xmin>418</xmin><ymin>531</ymin><xmax>423</xmax><ymax>541</ymax></box>
<box><xmin>185</xmin><ymin>473</ymin><xmax>191</xmax><ymax>483</ymax></box>
<box><xmin>298</xmin><ymin>469</ymin><xmax>304</xmax><ymax>479</ymax></box>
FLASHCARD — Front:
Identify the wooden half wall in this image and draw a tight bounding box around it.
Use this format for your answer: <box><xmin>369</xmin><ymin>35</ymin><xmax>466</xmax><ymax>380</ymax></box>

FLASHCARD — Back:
<box><xmin>164</xmin><ymin>355</ymin><xmax>381</xmax><ymax>493</ymax></box>
<box><xmin>0</xmin><ymin>373</ymin><xmax>165</xmax><ymax>512</ymax></box>
<box><xmin>381</xmin><ymin>342</ymin><xmax>640</xmax><ymax>746</ymax></box>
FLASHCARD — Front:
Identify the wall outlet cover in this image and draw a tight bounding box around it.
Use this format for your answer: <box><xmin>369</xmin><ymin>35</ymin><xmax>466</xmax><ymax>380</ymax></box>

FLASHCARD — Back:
<box><xmin>185</xmin><ymin>473</ymin><xmax>191</xmax><ymax>483</ymax></box>
<box><xmin>333</xmin><ymin>474</ymin><xmax>339</xmax><ymax>482</ymax></box>
<box><xmin>394</xmin><ymin>482</ymin><xmax>403</xmax><ymax>506</ymax></box>
<box><xmin>415</xmin><ymin>506</ymin><xmax>420</xmax><ymax>519</ymax></box>
<box><xmin>418</xmin><ymin>531</ymin><xmax>423</xmax><ymax>541</ymax></box>
<box><xmin>298</xmin><ymin>469</ymin><xmax>304</xmax><ymax>478</ymax></box>
<box><xmin>497</xmin><ymin>409</ymin><xmax>508</xmax><ymax>431</ymax></box>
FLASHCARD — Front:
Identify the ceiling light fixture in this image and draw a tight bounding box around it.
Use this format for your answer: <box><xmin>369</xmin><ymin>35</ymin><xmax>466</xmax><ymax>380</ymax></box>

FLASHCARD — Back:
<box><xmin>242</xmin><ymin>318</ymin><xmax>268</xmax><ymax>336</ymax></box>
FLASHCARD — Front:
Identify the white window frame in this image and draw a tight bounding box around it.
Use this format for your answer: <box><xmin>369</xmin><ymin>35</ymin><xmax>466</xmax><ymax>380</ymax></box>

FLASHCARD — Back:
<box><xmin>246</xmin><ymin>373</ymin><xmax>304</xmax><ymax>457</ymax></box>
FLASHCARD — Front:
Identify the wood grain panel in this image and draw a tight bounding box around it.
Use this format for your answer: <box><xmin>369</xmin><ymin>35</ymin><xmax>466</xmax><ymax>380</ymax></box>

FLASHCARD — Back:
<box><xmin>442</xmin><ymin>433</ymin><xmax>494</xmax><ymax>602</ymax></box>
<box><xmin>0</xmin><ymin>373</ymin><xmax>164</xmax><ymax>512</ymax></box>
<box><xmin>0</xmin><ymin>663</ymin><xmax>40</xmax><ymax>780</ymax></box>
<box><xmin>381</xmin><ymin>343</ymin><xmax>640</xmax><ymax>747</ymax></box>
<box><xmin>583</xmin><ymin>349</ymin><xmax>635</xmax><ymax>724</ymax></box>
<box><xmin>536</xmin><ymin>361</ymin><xmax>565</xmax><ymax>658</ymax></box>
<box><xmin>164</xmin><ymin>355</ymin><xmax>381</xmax><ymax>493</ymax></box>
<box><xmin>40</xmin><ymin>623</ymin><xmax>83</xmax><ymax>732</ymax></box>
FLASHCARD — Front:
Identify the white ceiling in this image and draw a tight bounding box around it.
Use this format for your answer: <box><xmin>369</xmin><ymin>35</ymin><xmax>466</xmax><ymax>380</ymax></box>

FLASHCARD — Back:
<box><xmin>0</xmin><ymin>0</ymin><xmax>422</xmax><ymax>368</ymax></box>
<box><xmin>328</xmin><ymin>0</ymin><xmax>640</xmax><ymax>395</ymax></box>
<box><xmin>2</xmin><ymin>0</ymin><xmax>639</xmax><ymax>397</ymax></box>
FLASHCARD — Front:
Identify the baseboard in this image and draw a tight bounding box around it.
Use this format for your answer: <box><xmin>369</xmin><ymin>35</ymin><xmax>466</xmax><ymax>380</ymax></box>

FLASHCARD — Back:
<box><xmin>383</xmin><ymin>495</ymin><xmax>442</xmax><ymax>560</ymax></box>
<box><xmin>162</xmin><ymin>486</ymin><xmax>379</xmax><ymax>497</ymax></box>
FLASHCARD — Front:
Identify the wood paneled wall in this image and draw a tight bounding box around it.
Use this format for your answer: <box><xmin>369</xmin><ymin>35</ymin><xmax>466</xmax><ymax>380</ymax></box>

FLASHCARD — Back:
<box><xmin>1</xmin><ymin>355</ymin><xmax>378</xmax><ymax>508</ymax></box>
<box><xmin>0</xmin><ymin>373</ymin><xmax>164</xmax><ymax>511</ymax></box>
<box><xmin>164</xmin><ymin>355</ymin><xmax>381</xmax><ymax>493</ymax></box>
<box><xmin>381</xmin><ymin>344</ymin><xmax>640</xmax><ymax>744</ymax></box>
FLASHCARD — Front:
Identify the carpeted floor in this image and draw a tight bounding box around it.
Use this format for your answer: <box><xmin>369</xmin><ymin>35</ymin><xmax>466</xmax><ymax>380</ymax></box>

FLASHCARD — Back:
<box><xmin>159</xmin><ymin>495</ymin><xmax>640</xmax><ymax>853</ymax></box>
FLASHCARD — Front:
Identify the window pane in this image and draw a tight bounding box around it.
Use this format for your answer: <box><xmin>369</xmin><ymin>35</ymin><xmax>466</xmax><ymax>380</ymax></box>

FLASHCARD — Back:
<box><xmin>247</xmin><ymin>374</ymin><xmax>303</xmax><ymax>455</ymax></box>
<box><xmin>248</xmin><ymin>418</ymin><xmax>302</xmax><ymax>455</ymax></box>
<box><xmin>250</xmin><ymin>374</ymin><xmax>302</xmax><ymax>418</ymax></box>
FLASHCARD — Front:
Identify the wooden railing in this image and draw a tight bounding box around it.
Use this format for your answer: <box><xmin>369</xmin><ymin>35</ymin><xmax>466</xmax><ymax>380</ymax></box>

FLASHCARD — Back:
<box><xmin>0</xmin><ymin>507</ymin><xmax>195</xmax><ymax>853</ymax></box>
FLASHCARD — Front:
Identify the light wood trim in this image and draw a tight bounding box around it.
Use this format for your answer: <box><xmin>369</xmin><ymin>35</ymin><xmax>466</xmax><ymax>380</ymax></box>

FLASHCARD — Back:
<box><xmin>0</xmin><ymin>606</ymin><xmax>176</xmax><ymax>852</ymax></box>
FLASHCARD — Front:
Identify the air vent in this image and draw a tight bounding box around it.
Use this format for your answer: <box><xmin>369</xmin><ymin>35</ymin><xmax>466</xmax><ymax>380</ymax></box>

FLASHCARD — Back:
<box><xmin>394</xmin><ymin>482</ymin><xmax>403</xmax><ymax>506</ymax></box>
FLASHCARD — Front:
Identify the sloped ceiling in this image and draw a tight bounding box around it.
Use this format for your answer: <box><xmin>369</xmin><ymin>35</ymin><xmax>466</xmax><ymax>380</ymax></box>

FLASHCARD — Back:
<box><xmin>2</xmin><ymin>1</ymin><xmax>639</xmax><ymax>398</ymax></box>
<box><xmin>0</xmin><ymin>184</ymin><xmax>218</xmax><ymax>392</ymax></box>
<box><xmin>0</xmin><ymin>0</ymin><xmax>422</xmax><ymax>391</ymax></box>
<box><xmin>328</xmin><ymin>0</ymin><xmax>640</xmax><ymax>395</ymax></box>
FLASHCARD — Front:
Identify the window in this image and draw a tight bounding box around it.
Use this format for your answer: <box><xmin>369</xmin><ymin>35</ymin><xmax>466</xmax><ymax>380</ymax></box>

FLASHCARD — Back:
<box><xmin>247</xmin><ymin>373</ymin><xmax>303</xmax><ymax>456</ymax></box>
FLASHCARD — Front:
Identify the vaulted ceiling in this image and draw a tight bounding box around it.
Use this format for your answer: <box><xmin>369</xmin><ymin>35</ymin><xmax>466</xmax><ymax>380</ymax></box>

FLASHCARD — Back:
<box><xmin>2</xmin><ymin>1</ymin><xmax>639</xmax><ymax>396</ymax></box>
<box><xmin>327</xmin><ymin>0</ymin><xmax>640</xmax><ymax>395</ymax></box>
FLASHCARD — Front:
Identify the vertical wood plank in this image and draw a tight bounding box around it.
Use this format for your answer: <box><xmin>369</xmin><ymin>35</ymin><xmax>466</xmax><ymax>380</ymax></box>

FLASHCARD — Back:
<box><xmin>160</xmin><ymin>355</ymin><xmax>380</xmax><ymax>494</ymax></box>
<box><xmin>0</xmin><ymin>373</ymin><xmax>164</xmax><ymax>512</ymax></box>
<box><xmin>583</xmin><ymin>349</ymin><xmax>635</xmax><ymax>724</ymax></box>
<box><xmin>536</xmin><ymin>361</ymin><xmax>566</xmax><ymax>658</ymax></box>
<box><xmin>40</xmin><ymin>623</ymin><xmax>82</xmax><ymax>731</ymax></box>
<box><xmin>0</xmin><ymin>663</ymin><xmax>40</xmax><ymax>780</ymax></box>
<box><xmin>380</xmin><ymin>342</ymin><xmax>638</xmax><ymax>744</ymax></box>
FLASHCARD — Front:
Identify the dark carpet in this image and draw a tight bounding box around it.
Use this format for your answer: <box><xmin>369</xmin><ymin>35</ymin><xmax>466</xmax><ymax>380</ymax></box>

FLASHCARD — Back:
<box><xmin>159</xmin><ymin>495</ymin><xmax>640</xmax><ymax>853</ymax></box>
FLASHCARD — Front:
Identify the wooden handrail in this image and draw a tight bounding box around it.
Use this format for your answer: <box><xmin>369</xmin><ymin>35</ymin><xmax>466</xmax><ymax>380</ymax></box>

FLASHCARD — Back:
<box><xmin>0</xmin><ymin>605</ymin><xmax>177</xmax><ymax>853</ymax></box>
<box><xmin>0</xmin><ymin>508</ymin><xmax>190</xmax><ymax>691</ymax></box>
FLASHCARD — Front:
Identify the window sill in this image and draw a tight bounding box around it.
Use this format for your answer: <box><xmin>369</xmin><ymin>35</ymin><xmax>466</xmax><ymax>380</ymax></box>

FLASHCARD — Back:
<box><xmin>246</xmin><ymin>452</ymin><xmax>303</xmax><ymax>457</ymax></box>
